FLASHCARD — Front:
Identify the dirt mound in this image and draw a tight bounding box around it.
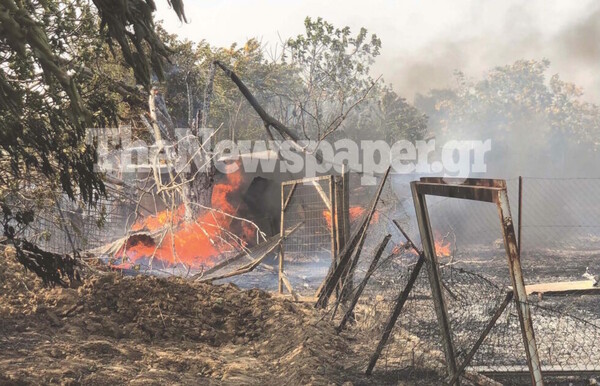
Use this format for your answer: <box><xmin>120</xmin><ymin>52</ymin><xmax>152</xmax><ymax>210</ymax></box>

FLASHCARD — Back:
<box><xmin>0</xmin><ymin>251</ymin><xmax>365</xmax><ymax>385</ymax></box>
<box><xmin>1</xmin><ymin>246</ymin><xmax>466</xmax><ymax>385</ymax></box>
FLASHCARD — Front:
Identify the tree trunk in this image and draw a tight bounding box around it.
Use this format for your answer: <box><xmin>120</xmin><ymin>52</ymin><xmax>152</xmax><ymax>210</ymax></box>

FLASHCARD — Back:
<box><xmin>148</xmin><ymin>86</ymin><xmax>214</xmax><ymax>221</ymax></box>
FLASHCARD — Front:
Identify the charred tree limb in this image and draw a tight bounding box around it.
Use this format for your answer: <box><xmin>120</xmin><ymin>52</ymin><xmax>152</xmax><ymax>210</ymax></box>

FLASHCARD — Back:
<box><xmin>213</xmin><ymin>60</ymin><xmax>300</xmax><ymax>142</ymax></box>
<box><xmin>2</xmin><ymin>239</ymin><xmax>81</xmax><ymax>287</ymax></box>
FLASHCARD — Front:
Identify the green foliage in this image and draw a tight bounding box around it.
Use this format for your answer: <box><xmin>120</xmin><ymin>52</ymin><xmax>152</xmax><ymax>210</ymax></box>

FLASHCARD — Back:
<box><xmin>157</xmin><ymin>18</ymin><xmax>424</xmax><ymax>146</ymax></box>
<box><xmin>93</xmin><ymin>0</ymin><xmax>186</xmax><ymax>86</ymax></box>
<box><xmin>1</xmin><ymin>0</ymin><xmax>103</xmax><ymax>203</ymax></box>
<box><xmin>159</xmin><ymin>33</ymin><xmax>301</xmax><ymax>141</ymax></box>
<box><xmin>286</xmin><ymin>17</ymin><xmax>381</xmax><ymax>94</ymax></box>
<box><xmin>0</xmin><ymin>0</ymin><xmax>184</xmax><ymax>207</ymax></box>
<box><xmin>284</xmin><ymin>17</ymin><xmax>383</xmax><ymax>140</ymax></box>
<box><xmin>418</xmin><ymin>59</ymin><xmax>600</xmax><ymax>144</ymax></box>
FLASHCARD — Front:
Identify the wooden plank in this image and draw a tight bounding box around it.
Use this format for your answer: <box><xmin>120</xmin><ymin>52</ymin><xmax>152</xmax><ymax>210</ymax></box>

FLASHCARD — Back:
<box><xmin>419</xmin><ymin>177</ymin><xmax>506</xmax><ymax>188</ymax></box>
<box><xmin>281</xmin><ymin>175</ymin><xmax>331</xmax><ymax>186</ymax></box>
<box><xmin>280</xmin><ymin>272</ymin><xmax>299</xmax><ymax>301</ymax></box>
<box><xmin>524</xmin><ymin>280</ymin><xmax>599</xmax><ymax>296</ymax></box>
<box><xmin>194</xmin><ymin>249</ymin><xmax>246</xmax><ymax>278</ymax></box>
<box><xmin>198</xmin><ymin>239</ymin><xmax>282</xmax><ymax>282</ymax></box>
<box><xmin>282</xmin><ymin>183</ymin><xmax>297</xmax><ymax>211</ymax></box>
<box><xmin>416</xmin><ymin>182</ymin><xmax>501</xmax><ymax>203</ymax></box>
<box><xmin>312</xmin><ymin>180</ymin><xmax>332</xmax><ymax>212</ymax></box>
<box><xmin>198</xmin><ymin>222</ymin><xmax>302</xmax><ymax>283</ymax></box>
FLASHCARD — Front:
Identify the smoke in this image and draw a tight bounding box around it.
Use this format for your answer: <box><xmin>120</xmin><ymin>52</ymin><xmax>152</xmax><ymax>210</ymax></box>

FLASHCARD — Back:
<box><xmin>372</xmin><ymin>2</ymin><xmax>600</xmax><ymax>104</ymax></box>
<box><xmin>553</xmin><ymin>7</ymin><xmax>600</xmax><ymax>100</ymax></box>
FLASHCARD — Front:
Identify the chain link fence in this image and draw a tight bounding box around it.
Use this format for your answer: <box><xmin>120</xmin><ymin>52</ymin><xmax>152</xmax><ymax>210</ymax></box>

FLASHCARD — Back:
<box><xmin>323</xmin><ymin>175</ymin><xmax>600</xmax><ymax>385</ymax></box>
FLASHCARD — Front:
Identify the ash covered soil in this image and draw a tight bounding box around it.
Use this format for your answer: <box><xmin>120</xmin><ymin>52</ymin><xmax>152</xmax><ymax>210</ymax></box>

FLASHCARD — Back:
<box><xmin>0</xmin><ymin>252</ymin><xmax>436</xmax><ymax>386</ymax></box>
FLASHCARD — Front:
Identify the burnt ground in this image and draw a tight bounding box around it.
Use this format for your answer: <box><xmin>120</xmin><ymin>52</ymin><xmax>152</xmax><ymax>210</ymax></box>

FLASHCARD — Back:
<box><xmin>0</xmin><ymin>250</ymin><xmax>451</xmax><ymax>386</ymax></box>
<box><xmin>4</xmin><ymin>241</ymin><xmax>598</xmax><ymax>385</ymax></box>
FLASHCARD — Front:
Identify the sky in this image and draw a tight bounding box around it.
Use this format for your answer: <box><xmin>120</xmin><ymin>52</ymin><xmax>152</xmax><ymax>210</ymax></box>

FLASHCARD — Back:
<box><xmin>155</xmin><ymin>0</ymin><xmax>600</xmax><ymax>103</ymax></box>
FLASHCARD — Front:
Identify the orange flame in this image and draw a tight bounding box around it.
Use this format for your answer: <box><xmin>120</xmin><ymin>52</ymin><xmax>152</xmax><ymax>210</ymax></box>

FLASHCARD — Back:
<box><xmin>322</xmin><ymin>206</ymin><xmax>380</xmax><ymax>229</ymax></box>
<box><xmin>116</xmin><ymin>170</ymin><xmax>253</xmax><ymax>268</ymax></box>
<box><xmin>434</xmin><ymin>234</ymin><xmax>452</xmax><ymax>258</ymax></box>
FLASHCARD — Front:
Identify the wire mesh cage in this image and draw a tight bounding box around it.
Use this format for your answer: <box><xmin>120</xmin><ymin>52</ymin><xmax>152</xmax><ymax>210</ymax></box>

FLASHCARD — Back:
<box><xmin>280</xmin><ymin>176</ymin><xmax>336</xmax><ymax>296</ymax></box>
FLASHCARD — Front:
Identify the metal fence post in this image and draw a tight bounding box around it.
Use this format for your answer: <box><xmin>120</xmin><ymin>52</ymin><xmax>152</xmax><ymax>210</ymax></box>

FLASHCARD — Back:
<box><xmin>496</xmin><ymin>189</ymin><xmax>544</xmax><ymax>385</ymax></box>
<box><xmin>518</xmin><ymin>176</ymin><xmax>523</xmax><ymax>257</ymax></box>
<box><xmin>411</xmin><ymin>181</ymin><xmax>460</xmax><ymax>385</ymax></box>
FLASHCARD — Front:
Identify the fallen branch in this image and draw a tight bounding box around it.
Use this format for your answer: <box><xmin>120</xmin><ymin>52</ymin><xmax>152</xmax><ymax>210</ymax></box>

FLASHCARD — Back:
<box><xmin>213</xmin><ymin>60</ymin><xmax>300</xmax><ymax>142</ymax></box>
<box><xmin>198</xmin><ymin>222</ymin><xmax>303</xmax><ymax>283</ymax></box>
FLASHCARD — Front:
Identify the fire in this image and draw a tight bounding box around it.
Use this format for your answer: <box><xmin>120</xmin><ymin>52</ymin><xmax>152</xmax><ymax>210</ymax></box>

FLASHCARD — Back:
<box><xmin>392</xmin><ymin>243</ymin><xmax>417</xmax><ymax>256</ymax></box>
<box><xmin>115</xmin><ymin>170</ymin><xmax>254</xmax><ymax>268</ymax></box>
<box><xmin>434</xmin><ymin>235</ymin><xmax>452</xmax><ymax>258</ymax></box>
<box><xmin>322</xmin><ymin>206</ymin><xmax>380</xmax><ymax>228</ymax></box>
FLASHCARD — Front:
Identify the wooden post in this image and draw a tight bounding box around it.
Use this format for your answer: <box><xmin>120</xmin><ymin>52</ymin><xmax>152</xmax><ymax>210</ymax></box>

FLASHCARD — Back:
<box><xmin>329</xmin><ymin>175</ymin><xmax>337</xmax><ymax>278</ymax></box>
<box><xmin>316</xmin><ymin>167</ymin><xmax>390</xmax><ymax>309</ymax></box>
<box><xmin>411</xmin><ymin>181</ymin><xmax>460</xmax><ymax>385</ymax></box>
<box><xmin>518</xmin><ymin>176</ymin><xmax>523</xmax><ymax>258</ymax></box>
<box><xmin>338</xmin><ymin>162</ymin><xmax>351</xmax><ymax>299</ymax></box>
<box><xmin>496</xmin><ymin>189</ymin><xmax>544</xmax><ymax>385</ymax></box>
<box><xmin>337</xmin><ymin>234</ymin><xmax>391</xmax><ymax>332</ymax></box>
<box><xmin>342</xmin><ymin>161</ymin><xmax>350</xmax><ymax>249</ymax></box>
<box><xmin>366</xmin><ymin>254</ymin><xmax>425</xmax><ymax>375</ymax></box>
<box><xmin>334</xmin><ymin>163</ymin><xmax>350</xmax><ymax>299</ymax></box>
<box><xmin>279</xmin><ymin>183</ymin><xmax>285</xmax><ymax>294</ymax></box>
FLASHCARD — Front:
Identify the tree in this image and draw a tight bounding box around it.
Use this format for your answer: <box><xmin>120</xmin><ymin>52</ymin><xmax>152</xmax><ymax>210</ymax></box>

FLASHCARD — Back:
<box><xmin>415</xmin><ymin>59</ymin><xmax>600</xmax><ymax>176</ymax></box>
<box><xmin>284</xmin><ymin>17</ymin><xmax>382</xmax><ymax>141</ymax></box>
<box><xmin>0</xmin><ymin>0</ymin><xmax>186</xmax><ymax>284</ymax></box>
<box><xmin>345</xmin><ymin>86</ymin><xmax>427</xmax><ymax>143</ymax></box>
<box><xmin>0</xmin><ymin>0</ymin><xmax>185</xmax><ymax>200</ymax></box>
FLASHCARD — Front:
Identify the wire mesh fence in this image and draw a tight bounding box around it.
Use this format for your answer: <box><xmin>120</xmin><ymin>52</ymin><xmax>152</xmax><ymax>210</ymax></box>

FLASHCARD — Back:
<box><xmin>20</xmin><ymin>192</ymin><xmax>131</xmax><ymax>255</ymax></box>
<box><xmin>329</xmin><ymin>176</ymin><xmax>600</xmax><ymax>385</ymax></box>
<box><xmin>519</xmin><ymin>177</ymin><xmax>600</xmax><ymax>285</ymax></box>
<box><xmin>280</xmin><ymin>176</ymin><xmax>335</xmax><ymax>296</ymax></box>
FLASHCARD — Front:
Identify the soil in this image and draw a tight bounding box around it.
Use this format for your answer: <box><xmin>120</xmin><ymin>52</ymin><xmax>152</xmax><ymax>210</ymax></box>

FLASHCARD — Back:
<box><xmin>0</xmin><ymin>248</ymin><xmax>446</xmax><ymax>386</ymax></box>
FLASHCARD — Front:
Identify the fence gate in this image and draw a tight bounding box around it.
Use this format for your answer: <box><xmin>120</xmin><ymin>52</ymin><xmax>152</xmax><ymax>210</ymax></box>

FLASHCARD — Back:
<box><xmin>279</xmin><ymin>174</ymin><xmax>349</xmax><ymax>297</ymax></box>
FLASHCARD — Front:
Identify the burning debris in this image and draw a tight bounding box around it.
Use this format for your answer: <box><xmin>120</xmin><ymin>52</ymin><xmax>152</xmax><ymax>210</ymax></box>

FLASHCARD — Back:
<box><xmin>108</xmin><ymin>170</ymin><xmax>260</xmax><ymax>271</ymax></box>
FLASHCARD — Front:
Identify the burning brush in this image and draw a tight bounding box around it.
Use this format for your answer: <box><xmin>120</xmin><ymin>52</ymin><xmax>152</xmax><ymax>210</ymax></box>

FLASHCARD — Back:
<box><xmin>111</xmin><ymin>170</ymin><xmax>257</xmax><ymax>271</ymax></box>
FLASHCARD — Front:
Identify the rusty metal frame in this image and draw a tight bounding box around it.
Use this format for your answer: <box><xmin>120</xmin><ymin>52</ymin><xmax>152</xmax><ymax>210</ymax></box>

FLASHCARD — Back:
<box><xmin>412</xmin><ymin>177</ymin><xmax>544</xmax><ymax>386</ymax></box>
